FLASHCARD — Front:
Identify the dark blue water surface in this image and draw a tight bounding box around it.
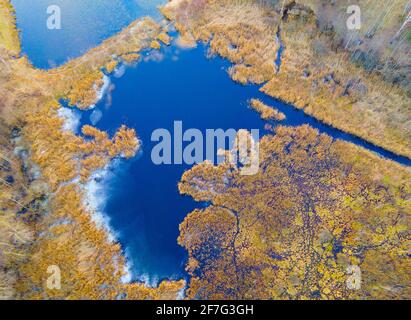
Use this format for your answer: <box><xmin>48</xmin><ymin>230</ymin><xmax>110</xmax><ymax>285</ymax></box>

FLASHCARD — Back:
<box><xmin>11</xmin><ymin>1</ymin><xmax>410</xmax><ymax>285</ymax></box>
<box><xmin>11</xmin><ymin>0</ymin><xmax>166</xmax><ymax>68</ymax></box>
<box><xmin>78</xmin><ymin>44</ymin><xmax>272</xmax><ymax>282</ymax></box>
<box><xmin>78</xmin><ymin>42</ymin><xmax>410</xmax><ymax>283</ymax></box>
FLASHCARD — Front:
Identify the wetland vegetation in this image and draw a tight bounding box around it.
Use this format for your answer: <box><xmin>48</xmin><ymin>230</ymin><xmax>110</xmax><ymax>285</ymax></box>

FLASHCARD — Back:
<box><xmin>0</xmin><ymin>0</ymin><xmax>410</xmax><ymax>300</ymax></box>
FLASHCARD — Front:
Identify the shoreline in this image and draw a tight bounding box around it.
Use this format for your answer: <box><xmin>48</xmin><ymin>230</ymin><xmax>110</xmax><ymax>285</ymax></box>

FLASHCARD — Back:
<box><xmin>1</xmin><ymin>0</ymin><xmax>410</xmax><ymax>300</ymax></box>
<box><xmin>0</xmin><ymin>0</ymin><xmax>185</xmax><ymax>299</ymax></box>
<box><xmin>161</xmin><ymin>0</ymin><xmax>411</xmax><ymax>159</ymax></box>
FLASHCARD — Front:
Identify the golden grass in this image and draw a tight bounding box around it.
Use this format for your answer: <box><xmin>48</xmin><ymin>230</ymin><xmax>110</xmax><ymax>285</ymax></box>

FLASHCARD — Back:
<box><xmin>0</xmin><ymin>0</ymin><xmax>20</xmax><ymax>56</ymax></box>
<box><xmin>178</xmin><ymin>124</ymin><xmax>411</xmax><ymax>299</ymax></box>
<box><xmin>45</xmin><ymin>17</ymin><xmax>161</xmax><ymax>109</ymax></box>
<box><xmin>163</xmin><ymin>0</ymin><xmax>411</xmax><ymax>158</ymax></box>
<box><xmin>249</xmin><ymin>99</ymin><xmax>286</xmax><ymax>121</ymax></box>
<box><xmin>0</xmin><ymin>0</ymin><xmax>184</xmax><ymax>299</ymax></box>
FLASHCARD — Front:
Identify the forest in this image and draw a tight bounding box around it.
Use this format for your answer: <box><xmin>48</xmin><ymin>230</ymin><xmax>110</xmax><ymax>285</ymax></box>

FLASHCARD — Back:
<box><xmin>0</xmin><ymin>0</ymin><xmax>410</xmax><ymax>300</ymax></box>
<box><xmin>165</xmin><ymin>0</ymin><xmax>411</xmax><ymax>300</ymax></box>
<box><xmin>162</xmin><ymin>0</ymin><xmax>411</xmax><ymax>158</ymax></box>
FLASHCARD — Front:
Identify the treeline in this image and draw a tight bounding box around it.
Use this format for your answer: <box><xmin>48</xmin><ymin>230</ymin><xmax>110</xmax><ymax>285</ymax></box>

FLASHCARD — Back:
<box><xmin>163</xmin><ymin>0</ymin><xmax>411</xmax><ymax>159</ymax></box>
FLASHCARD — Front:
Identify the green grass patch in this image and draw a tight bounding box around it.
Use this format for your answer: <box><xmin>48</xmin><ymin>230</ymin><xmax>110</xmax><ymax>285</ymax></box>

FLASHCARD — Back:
<box><xmin>406</xmin><ymin>30</ymin><xmax>411</xmax><ymax>44</ymax></box>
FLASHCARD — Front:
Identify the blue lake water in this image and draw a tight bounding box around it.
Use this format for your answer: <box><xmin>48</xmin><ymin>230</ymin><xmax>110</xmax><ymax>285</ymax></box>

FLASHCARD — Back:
<box><xmin>76</xmin><ymin>41</ymin><xmax>411</xmax><ymax>283</ymax></box>
<box><xmin>11</xmin><ymin>1</ymin><xmax>411</xmax><ymax>285</ymax></box>
<box><xmin>11</xmin><ymin>0</ymin><xmax>166</xmax><ymax>68</ymax></box>
<box><xmin>78</xmin><ymin>44</ymin><xmax>272</xmax><ymax>282</ymax></box>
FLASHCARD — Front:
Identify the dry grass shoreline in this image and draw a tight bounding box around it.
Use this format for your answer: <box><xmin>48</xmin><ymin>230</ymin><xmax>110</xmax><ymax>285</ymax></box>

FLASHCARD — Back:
<box><xmin>162</xmin><ymin>0</ymin><xmax>411</xmax><ymax>159</ymax></box>
<box><xmin>249</xmin><ymin>98</ymin><xmax>286</xmax><ymax>121</ymax></box>
<box><xmin>0</xmin><ymin>0</ymin><xmax>184</xmax><ymax>299</ymax></box>
<box><xmin>162</xmin><ymin>0</ymin><xmax>411</xmax><ymax>300</ymax></box>
<box><xmin>1</xmin><ymin>0</ymin><xmax>410</xmax><ymax>300</ymax></box>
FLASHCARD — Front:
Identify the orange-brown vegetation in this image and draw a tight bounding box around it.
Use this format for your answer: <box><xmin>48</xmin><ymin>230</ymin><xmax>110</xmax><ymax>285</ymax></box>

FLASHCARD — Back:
<box><xmin>0</xmin><ymin>0</ymin><xmax>184</xmax><ymax>299</ymax></box>
<box><xmin>0</xmin><ymin>121</ymin><xmax>36</xmax><ymax>299</ymax></box>
<box><xmin>46</xmin><ymin>17</ymin><xmax>162</xmax><ymax>109</ymax></box>
<box><xmin>150</xmin><ymin>40</ymin><xmax>162</xmax><ymax>50</ymax></box>
<box><xmin>162</xmin><ymin>0</ymin><xmax>280</xmax><ymax>84</ymax></box>
<box><xmin>249</xmin><ymin>99</ymin><xmax>286</xmax><ymax>121</ymax></box>
<box><xmin>157</xmin><ymin>32</ymin><xmax>172</xmax><ymax>45</ymax></box>
<box><xmin>121</xmin><ymin>53</ymin><xmax>141</xmax><ymax>64</ymax></box>
<box><xmin>179</xmin><ymin>125</ymin><xmax>411</xmax><ymax>299</ymax></box>
<box><xmin>16</xmin><ymin>182</ymin><xmax>184</xmax><ymax>299</ymax></box>
<box><xmin>162</xmin><ymin>0</ymin><xmax>411</xmax><ymax>158</ymax></box>
<box><xmin>0</xmin><ymin>0</ymin><xmax>20</xmax><ymax>56</ymax></box>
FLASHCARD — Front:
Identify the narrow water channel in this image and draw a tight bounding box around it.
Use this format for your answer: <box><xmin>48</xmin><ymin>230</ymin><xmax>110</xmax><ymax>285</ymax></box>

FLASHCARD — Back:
<box><xmin>11</xmin><ymin>2</ymin><xmax>411</xmax><ymax>285</ymax></box>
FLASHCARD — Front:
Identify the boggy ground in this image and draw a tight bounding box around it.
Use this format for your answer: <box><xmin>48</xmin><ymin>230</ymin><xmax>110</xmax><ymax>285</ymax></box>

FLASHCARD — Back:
<box><xmin>0</xmin><ymin>0</ymin><xmax>184</xmax><ymax>299</ymax></box>
<box><xmin>162</xmin><ymin>0</ymin><xmax>411</xmax><ymax>300</ymax></box>
<box><xmin>178</xmin><ymin>125</ymin><xmax>411</xmax><ymax>300</ymax></box>
<box><xmin>1</xmin><ymin>0</ymin><xmax>411</xmax><ymax>300</ymax></box>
